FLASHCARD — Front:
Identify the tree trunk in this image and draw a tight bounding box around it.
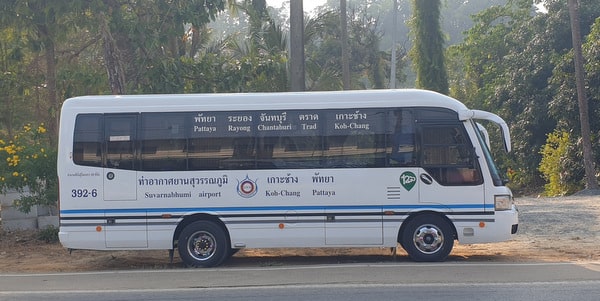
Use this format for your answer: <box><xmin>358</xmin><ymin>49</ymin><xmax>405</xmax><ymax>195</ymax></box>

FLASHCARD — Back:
<box><xmin>340</xmin><ymin>0</ymin><xmax>350</xmax><ymax>90</ymax></box>
<box><xmin>568</xmin><ymin>0</ymin><xmax>598</xmax><ymax>190</ymax></box>
<box><xmin>389</xmin><ymin>0</ymin><xmax>398</xmax><ymax>89</ymax></box>
<box><xmin>99</xmin><ymin>11</ymin><xmax>126</xmax><ymax>95</ymax></box>
<box><xmin>38</xmin><ymin>24</ymin><xmax>59</xmax><ymax>143</ymax></box>
<box><xmin>290</xmin><ymin>0</ymin><xmax>305</xmax><ymax>91</ymax></box>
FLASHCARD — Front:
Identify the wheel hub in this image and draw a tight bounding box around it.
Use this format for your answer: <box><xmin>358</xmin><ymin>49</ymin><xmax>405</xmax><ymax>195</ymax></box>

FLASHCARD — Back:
<box><xmin>190</xmin><ymin>232</ymin><xmax>215</xmax><ymax>259</ymax></box>
<box><xmin>413</xmin><ymin>225</ymin><xmax>444</xmax><ymax>254</ymax></box>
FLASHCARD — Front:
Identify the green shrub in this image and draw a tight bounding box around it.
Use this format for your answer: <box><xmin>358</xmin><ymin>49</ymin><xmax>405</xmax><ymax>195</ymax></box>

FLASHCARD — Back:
<box><xmin>0</xmin><ymin>123</ymin><xmax>57</xmax><ymax>213</ymax></box>
<box><xmin>37</xmin><ymin>225</ymin><xmax>59</xmax><ymax>243</ymax></box>
<box><xmin>539</xmin><ymin>130</ymin><xmax>581</xmax><ymax>196</ymax></box>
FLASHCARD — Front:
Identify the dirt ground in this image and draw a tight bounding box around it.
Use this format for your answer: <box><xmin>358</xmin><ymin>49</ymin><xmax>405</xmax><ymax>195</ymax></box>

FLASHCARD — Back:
<box><xmin>1</xmin><ymin>195</ymin><xmax>599</xmax><ymax>273</ymax></box>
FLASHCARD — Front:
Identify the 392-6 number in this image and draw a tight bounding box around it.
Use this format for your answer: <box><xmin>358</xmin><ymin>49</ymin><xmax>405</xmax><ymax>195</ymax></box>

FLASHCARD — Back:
<box><xmin>71</xmin><ymin>189</ymin><xmax>98</xmax><ymax>198</ymax></box>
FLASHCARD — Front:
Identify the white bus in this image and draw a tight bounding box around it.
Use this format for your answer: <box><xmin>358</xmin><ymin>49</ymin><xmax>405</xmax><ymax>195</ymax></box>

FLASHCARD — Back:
<box><xmin>57</xmin><ymin>89</ymin><xmax>518</xmax><ymax>267</ymax></box>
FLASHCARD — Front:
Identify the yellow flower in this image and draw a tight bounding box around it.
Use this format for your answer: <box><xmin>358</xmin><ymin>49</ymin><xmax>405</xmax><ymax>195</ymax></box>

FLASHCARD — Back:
<box><xmin>37</xmin><ymin>125</ymin><xmax>47</xmax><ymax>134</ymax></box>
<box><xmin>12</xmin><ymin>171</ymin><xmax>19</xmax><ymax>177</ymax></box>
<box><xmin>40</xmin><ymin>148</ymin><xmax>45</xmax><ymax>153</ymax></box>
<box><xmin>4</xmin><ymin>145</ymin><xmax>16</xmax><ymax>155</ymax></box>
<box><xmin>7</xmin><ymin>155</ymin><xmax>20</xmax><ymax>166</ymax></box>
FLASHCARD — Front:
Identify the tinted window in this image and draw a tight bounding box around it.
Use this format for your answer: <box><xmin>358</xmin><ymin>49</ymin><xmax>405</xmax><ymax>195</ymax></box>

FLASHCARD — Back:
<box><xmin>421</xmin><ymin>124</ymin><xmax>482</xmax><ymax>186</ymax></box>
<box><xmin>140</xmin><ymin>113</ymin><xmax>187</xmax><ymax>171</ymax></box>
<box><xmin>71</xmin><ymin>108</ymin><xmax>478</xmax><ymax>175</ymax></box>
<box><xmin>387</xmin><ymin>109</ymin><xmax>416</xmax><ymax>167</ymax></box>
<box><xmin>73</xmin><ymin>114</ymin><xmax>103</xmax><ymax>167</ymax></box>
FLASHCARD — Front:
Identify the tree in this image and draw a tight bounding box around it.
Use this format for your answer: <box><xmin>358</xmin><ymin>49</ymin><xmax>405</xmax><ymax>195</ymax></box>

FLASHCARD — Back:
<box><xmin>98</xmin><ymin>10</ymin><xmax>126</xmax><ymax>95</ymax></box>
<box><xmin>94</xmin><ymin>0</ymin><xmax>225</xmax><ymax>94</ymax></box>
<box><xmin>449</xmin><ymin>0</ymin><xmax>556</xmax><ymax>189</ymax></box>
<box><xmin>0</xmin><ymin>26</ymin><xmax>38</xmax><ymax>137</ymax></box>
<box><xmin>567</xmin><ymin>0</ymin><xmax>598</xmax><ymax>190</ymax></box>
<box><xmin>409</xmin><ymin>0</ymin><xmax>448</xmax><ymax>94</ymax></box>
<box><xmin>546</xmin><ymin>15</ymin><xmax>600</xmax><ymax>193</ymax></box>
<box><xmin>303</xmin><ymin>9</ymin><xmax>401</xmax><ymax>90</ymax></box>
<box><xmin>0</xmin><ymin>1</ymin><xmax>86</xmax><ymax>139</ymax></box>
<box><xmin>448</xmin><ymin>0</ymin><xmax>600</xmax><ymax>191</ymax></box>
<box><xmin>180</xmin><ymin>0</ymin><xmax>288</xmax><ymax>93</ymax></box>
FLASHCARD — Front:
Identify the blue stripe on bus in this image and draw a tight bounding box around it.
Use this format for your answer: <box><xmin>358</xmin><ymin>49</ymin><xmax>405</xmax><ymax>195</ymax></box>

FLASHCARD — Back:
<box><xmin>60</xmin><ymin>203</ymin><xmax>494</xmax><ymax>215</ymax></box>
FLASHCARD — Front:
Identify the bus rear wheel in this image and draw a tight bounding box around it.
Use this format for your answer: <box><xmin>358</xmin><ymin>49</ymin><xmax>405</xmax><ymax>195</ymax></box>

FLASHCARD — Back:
<box><xmin>178</xmin><ymin>221</ymin><xmax>229</xmax><ymax>267</ymax></box>
<box><xmin>401</xmin><ymin>214</ymin><xmax>454</xmax><ymax>262</ymax></box>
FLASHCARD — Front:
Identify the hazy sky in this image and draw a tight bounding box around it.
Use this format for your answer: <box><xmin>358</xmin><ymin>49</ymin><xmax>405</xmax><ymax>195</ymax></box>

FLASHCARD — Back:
<box><xmin>266</xmin><ymin>0</ymin><xmax>326</xmax><ymax>12</ymax></box>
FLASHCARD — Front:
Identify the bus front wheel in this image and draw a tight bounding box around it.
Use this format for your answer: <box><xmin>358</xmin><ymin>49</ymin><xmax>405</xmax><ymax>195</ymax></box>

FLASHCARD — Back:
<box><xmin>178</xmin><ymin>221</ymin><xmax>229</xmax><ymax>267</ymax></box>
<box><xmin>401</xmin><ymin>214</ymin><xmax>454</xmax><ymax>262</ymax></box>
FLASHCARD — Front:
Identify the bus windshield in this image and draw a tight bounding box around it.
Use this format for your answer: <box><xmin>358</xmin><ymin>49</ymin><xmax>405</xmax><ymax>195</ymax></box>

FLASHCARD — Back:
<box><xmin>472</xmin><ymin>120</ymin><xmax>505</xmax><ymax>186</ymax></box>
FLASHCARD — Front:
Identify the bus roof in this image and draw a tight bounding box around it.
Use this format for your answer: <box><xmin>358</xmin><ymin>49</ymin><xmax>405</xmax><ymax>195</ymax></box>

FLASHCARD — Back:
<box><xmin>61</xmin><ymin>89</ymin><xmax>470</xmax><ymax>114</ymax></box>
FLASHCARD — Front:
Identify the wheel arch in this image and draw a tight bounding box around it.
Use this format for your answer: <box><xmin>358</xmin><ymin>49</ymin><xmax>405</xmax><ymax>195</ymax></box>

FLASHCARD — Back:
<box><xmin>397</xmin><ymin>210</ymin><xmax>457</xmax><ymax>244</ymax></box>
<box><xmin>172</xmin><ymin>213</ymin><xmax>230</xmax><ymax>249</ymax></box>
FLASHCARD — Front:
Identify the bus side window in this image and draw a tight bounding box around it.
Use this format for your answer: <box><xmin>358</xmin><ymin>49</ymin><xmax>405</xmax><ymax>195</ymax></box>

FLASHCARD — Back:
<box><xmin>420</xmin><ymin>125</ymin><xmax>482</xmax><ymax>186</ymax></box>
<box><xmin>255</xmin><ymin>137</ymin><xmax>275</xmax><ymax>169</ymax></box>
<box><xmin>228</xmin><ymin>138</ymin><xmax>256</xmax><ymax>169</ymax></box>
<box><xmin>140</xmin><ymin>113</ymin><xmax>187</xmax><ymax>171</ymax></box>
<box><xmin>389</xmin><ymin>109</ymin><xmax>416</xmax><ymax>166</ymax></box>
<box><xmin>187</xmin><ymin>137</ymin><xmax>230</xmax><ymax>170</ymax></box>
<box><xmin>73</xmin><ymin>114</ymin><xmax>103</xmax><ymax>167</ymax></box>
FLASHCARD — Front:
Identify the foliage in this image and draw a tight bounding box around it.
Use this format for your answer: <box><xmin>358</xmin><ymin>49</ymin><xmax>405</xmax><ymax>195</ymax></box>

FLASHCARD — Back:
<box><xmin>448</xmin><ymin>0</ymin><xmax>600</xmax><ymax>192</ymax></box>
<box><xmin>0</xmin><ymin>0</ymin><xmax>599</xmax><ymax>195</ymax></box>
<box><xmin>304</xmin><ymin>10</ymin><xmax>403</xmax><ymax>90</ymax></box>
<box><xmin>0</xmin><ymin>22</ymin><xmax>45</xmax><ymax>138</ymax></box>
<box><xmin>180</xmin><ymin>1</ymin><xmax>288</xmax><ymax>93</ymax></box>
<box><xmin>544</xmin><ymin>16</ymin><xmax>600</xmax><ymax>191</ymax></box>
<box><xmin>0</xmin><ymin>123</ymin><xmax>57</xmax><ymax>213</ymax></box>
<box><xmin>99</xmin><ymin>0</ymin><xmax>227</xmax><ymax>94</ymax></box>
<box><xmin>37</xmin><ymin>225</ymin><xmax>59</xmax><ymax>243</ymax></box>
<box><xmin>538</xmin><ymin>131</ymin><xmax>582</xmax><ymax>196</ymax></box>
<box><xmin>409</xmin><ymin>0</ymin><xmax>448</xmax><ymax>94</ymax></box>
<box><xmin>182</xmin><ymin>51</ymin><xmax>288</xmax><ymax>93</ymax></box>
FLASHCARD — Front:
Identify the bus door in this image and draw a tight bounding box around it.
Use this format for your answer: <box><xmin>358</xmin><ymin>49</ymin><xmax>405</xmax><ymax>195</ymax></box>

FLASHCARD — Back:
<box><xmin>417</xmin><ymin>124</ymin><xmax>484</xmax><ymax>207</ymax></box>
<box><xmin>103</xmin><ymin>114</ymin><xmax>147</xmax><ymax>248</ymax></box>
<box><xmin>104</xmin><ymin>114</ymin><xmax>138</xmax><ymax>200</ymax></box>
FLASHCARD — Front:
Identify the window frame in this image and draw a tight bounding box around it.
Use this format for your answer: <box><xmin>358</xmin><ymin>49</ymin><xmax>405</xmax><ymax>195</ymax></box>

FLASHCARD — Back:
<box><xmin>70</xmin><ymin>107</ymin><xmax>481</xmax><ymax>177</ymax></box>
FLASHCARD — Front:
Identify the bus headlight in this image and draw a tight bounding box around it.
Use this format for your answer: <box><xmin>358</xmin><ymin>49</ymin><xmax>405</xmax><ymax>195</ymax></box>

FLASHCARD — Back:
<box><xmin>494</xmin><ymin>195</ymin><xmax>512</xmax><ymax>211</ymax></box>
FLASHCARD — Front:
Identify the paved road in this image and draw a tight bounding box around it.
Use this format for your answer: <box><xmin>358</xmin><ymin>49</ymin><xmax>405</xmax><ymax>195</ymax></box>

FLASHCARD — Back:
<box><xmin>3</xmin><ymin>282</ymin><xmax>600</xmax><ymax>301</ymax></box>
<box><xmin>1</xmin><ymin>262</ymin><xmax>600</xmax><ymax>301</ymax></box>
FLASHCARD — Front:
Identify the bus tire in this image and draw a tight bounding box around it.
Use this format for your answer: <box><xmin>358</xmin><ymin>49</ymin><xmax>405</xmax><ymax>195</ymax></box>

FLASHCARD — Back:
<box><xmin>178</xmin><ymin>221</ymin><xmax>229</xmax><ymax>268</ymax></box>
<box><xmin>401</xmin><ymin>213</ymin><xmax>454</xmax><ymax>262</ymax></box>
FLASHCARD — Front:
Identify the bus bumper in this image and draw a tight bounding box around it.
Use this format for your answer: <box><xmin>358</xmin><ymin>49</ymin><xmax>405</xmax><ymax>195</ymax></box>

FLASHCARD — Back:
<box><xmin>456</xmin><ymin>205</ymin><xmax>518</xmax><ymax>244</ymax></box>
